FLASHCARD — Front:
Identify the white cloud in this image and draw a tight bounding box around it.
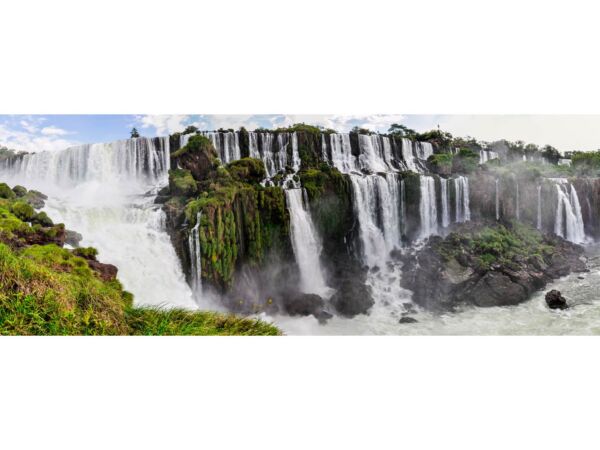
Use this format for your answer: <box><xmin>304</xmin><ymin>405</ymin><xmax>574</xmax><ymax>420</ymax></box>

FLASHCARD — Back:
<box><xmin>20</xmin><ymin>120</ymin><xmax>38</xmax><ymax>133</ymax></box>
<box><xmin>271</xmin><ymin>114</ymin><xmax>406</xmax><ymax>133</ymax></box>
<box><xmin>40</xmin><ymin>125</ymin><xmax>70</xmax><ymax>136</ymax></box>
<box><xmin>137</xmin><ymin>115</ymin><xmax>192</xmax><ymax>135</ymax></box>
<box><xmin>0</xmin><ymin>123</ymin><xmax>77</xmax><ymax>152</ymax></box>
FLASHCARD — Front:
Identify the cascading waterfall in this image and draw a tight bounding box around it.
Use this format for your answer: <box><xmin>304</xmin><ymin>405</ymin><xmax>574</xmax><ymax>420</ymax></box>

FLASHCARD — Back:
<box><xmin>515</xmin><ymin>182</ymin><xmax>520</xmax><ymax>221</ymax></box>
<box><xmin>554</xmin><ymin>180</ymin><xmax>585</xmax><ymax>243</ymax></box>
<box><xmin>479</xmin><ymin>149</ymin><xmax>499</xmax><ymax>164</ymax></box>
<box><xmin>350</xmin><ymin>174</ymin><xmax>403</xmax><ymax>266</ymax></box>
<box><xmin>495</xmin><ymin>179</ymin><xmax>500</xmax><ymax>220</ymax></box>
<box><xmin>188</xmin><ymin>212</ymin><xmax>202</xmax><ymax>297</ymax></box>
<box><xmin>357</xmin><ymin>134</ymin><xmax>389</xmax><ymax>173</ymax></box>
<box><xmin>0</xmin><ymin>137</ymin><xmax>198</xmax><ymax>309</ymax></box>
<box><xmin>417</xmin><ymin>142</ymin><xmax>434</xmax><ymax>160</ymax></box>
<box><xmin>329</xmin><ymin>133</ymin><xmax>358</xmax><ymax>173</ymax></box>
<box><xmin>419</xmin><ymin>176</ymin><xmax>438</xmax><ymax>239</ymax></box>
<box><xmin>454</xmin><ymin>176</ymin><xmax>470</xmax><ymax>223</ymax></box>
<box><xmin>537</xmin><ymin>185</ymin><xmax>542</xmax><ymax>230</ymax></box>
<box><xmin>285</xmin><ymin>189</ymin><xmax>331</xmax><ymax>296</ymax></box>
<box><xmin>440</xmin><ymin>178</ymin><xmax>450</xmax><ymax>228</ymax></box>
<box><xmin>400</xmin><ymin>138</ymin><xmax>419</xmax><ymax>173</ymax></box>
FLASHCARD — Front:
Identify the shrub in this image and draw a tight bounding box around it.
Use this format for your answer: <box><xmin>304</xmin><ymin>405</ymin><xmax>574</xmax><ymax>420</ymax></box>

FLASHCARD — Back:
<box><xmin>0</xmin><ymin>183</ymin><xmax>16</xmax><ymax>199</ymax></box>
<box><xmin>10</xmin><ymin>201</ymin><xmax>35</xmax><ymax>221</ymax></box>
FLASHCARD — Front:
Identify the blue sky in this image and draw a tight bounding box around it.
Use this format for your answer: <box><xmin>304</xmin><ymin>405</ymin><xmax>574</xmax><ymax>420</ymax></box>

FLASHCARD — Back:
<box><xmin>2</xmin><ymin>114</ymin><xmax>600</xmax><ymax>153</ymax></box>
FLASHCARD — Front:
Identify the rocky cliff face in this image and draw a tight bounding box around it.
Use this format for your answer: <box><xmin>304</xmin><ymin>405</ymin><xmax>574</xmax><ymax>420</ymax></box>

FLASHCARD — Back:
<box><xmin>401</xmin><ymin>222</ymin><xmax>587</xmax><ymax>311</ymax></box>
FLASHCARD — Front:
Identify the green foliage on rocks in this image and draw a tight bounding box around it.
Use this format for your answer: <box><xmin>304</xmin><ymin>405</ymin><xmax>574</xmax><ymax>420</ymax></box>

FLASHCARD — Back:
<box><xmin>10</xmin><ymin>201</ymin><xmax>35</xmax><ymax>221</ymax></box>
<box><xmin>12</xmin><ymin>185</ymin><xmax>27</xmax><ymax>197</ymax></box>
<box><xmin>0</xmin><ymin>183</ymin><xmax>16</xmax><ymax>199</ymax></box>
<box><xmin>169</xmin><ymin>169</ymin><xmax>198</xmax><ymax>197</ymax></box>
<box><xmin>183</xmin><ymin>158</ymin><xmax>289</xmax><ymax>290</ymax></box>
<box><xmin>434</xmin><ymin>222</ymin><xmax>553</xmax><ymax>271</ymax></box>
<box><xmin>226</xmin><ymin>158</ymin><xmax>266</xmax><ymax>184</ymax></box>
<box><xmin>452</xmin><ymin>148</ymin><xmax>479</xmax><ymax>173</ymax></box>
<box><xmin>171</xmin><ymin>134</ymin><xmax>214</xmax><ymax>159</ymax></box>
<box><xmin>428</xmin><ymin>153</ymin><xmax>454</xmax><ymax>174</ymax></box>
<box><xmin>571</xmin><ymin>151</ymin><xmax>600</xmax><ymax>175</ymax></box>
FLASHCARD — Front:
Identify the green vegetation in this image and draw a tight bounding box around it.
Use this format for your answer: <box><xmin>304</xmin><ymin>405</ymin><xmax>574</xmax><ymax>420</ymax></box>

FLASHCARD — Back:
<box><xmin>435</xmin><ymin>222</ymin><xmax>553</xmax><ymax>271</ymax></box>
<box><xmin>169</xmin><ymin>169</ymin><xmax>198</xmax><ymax>197</ymax></box>
<box><xmin>130</xmin><ymin>127</ymin><xmax>140</xmax><ymax>138</ymax></box>
<box><xmin>0</xmin><ymin>184</ymin><xmax>280</xmax><ymax>336</ymax></box>
<box><xmin>171</xmin><ymin>134</ymin><xmax>214</xmax><ymax>159</ymax></box>
<box><xmin>126</xmin><ymin>308</ymin><xmax>279</xmax><ymax>336</ymax></box>
<box><xmin>388</xmin><ymin>123</ymin><xmax>416</xmax><ymax>138</ymax></box>
<box><xmin>227</xmin><ymin>158</ymin><xmax>266</xmax><ymax>184</ymax></box>
<box><xmin>428</xmin><ymin>153</ymin><xmax>454</xmax><ymax>174</ymax></box>
<box><xmin>172</xmin><ymin>142</ymin><xmax>289</xmax><ymax>290</ymax></box>
<box><xmin>571</xmin><ymin>151</ymin><xmax>600</xmax><ymax>175</ymax></box>
<box><xmin>452</xmin><ymin>148</ymin><xmax>479</xmax><ymax>173</ymax></box>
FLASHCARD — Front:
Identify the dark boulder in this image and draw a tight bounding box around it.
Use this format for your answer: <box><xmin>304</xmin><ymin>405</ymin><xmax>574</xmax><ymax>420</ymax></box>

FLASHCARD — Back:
<box><xmin>331</xmin><ymin>282</ymin><xmax>374</xmax><ymax>317</ymax></box>
<box><xmin>545</xmin><ymin>289</ymin><xmax>568</xmax><ymax>310</ymax></box>
<box><xmin>65</xmin><ymin>230</ymin><xmax>83</xmax><ymax>247</ymax></box>
<box><xmin>285</xmin><ymin>293</ymin><xmax>325</xmax><ymax>317</ymax></box>
<box><xmin>87</xmin><ymin>259</ymin><xmax>118</xmax><ymax>282</ymax></box>
<box><xmin>399</xmin><ymin>316</ymin><xmax>418</xmax><ymax>324</ymax></box>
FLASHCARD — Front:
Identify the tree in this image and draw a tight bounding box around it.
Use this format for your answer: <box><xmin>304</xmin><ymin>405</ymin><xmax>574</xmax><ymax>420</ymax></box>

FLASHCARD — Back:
<box><xmin>183</xmin><ymin>125</ymin><xmax>199</xmax><ymax>135</ymax></box>
<box><xmin>388</xmin><ymin>123</ymin><xmax>416</xmax><ymax>138</ymax></box>
<box><xmin>130</xmin><ymin>128</ymin><xmax>140</xmax><ymax>138</ymax></box>
<box><xmin>541</xmin><ymin>145</ymin><xmax>560</xmax><ymax>164</ymax></box>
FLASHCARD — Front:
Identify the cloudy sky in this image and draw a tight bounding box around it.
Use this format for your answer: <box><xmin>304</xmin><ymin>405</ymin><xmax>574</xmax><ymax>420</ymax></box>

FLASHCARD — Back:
<box><xmin>1</xmin><ymin>114</ymin><xmax>600</xmax><ymax>153</ymax></box>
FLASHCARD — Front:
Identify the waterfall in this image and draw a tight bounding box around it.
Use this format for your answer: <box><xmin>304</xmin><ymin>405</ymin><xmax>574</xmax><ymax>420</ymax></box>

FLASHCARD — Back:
<box><xmin>440</xmin><ymin>178</ymin><xmax>450</xmax><ymax>228</ymax></box>
<box><xmin>537</xmin><ymin>185</ymin><xmax>542</xmax><ymax>230</ymax></box>
<box><xmin>349</xmin><ymin>174</ymin><xmax>402</xmax><ymax>265</ymax></box>
<box><xmin>188</xmin><ymin>212</ymin><xmax>202</xmax><ymax>297</ymax></box>
<box><xmin>495</xmin><ymin>179</ymin><xmax>500</xmax><ymax>220</ymax></box>
<box><xmin>554</xmin><ymin>180</ymin><xmax>585</xmax><ymax>244</ymax></box>
<box><xmin>329</xmin><ymin>133</ymin><xmax>358</xmax><ymax>173</ymax></box>
<box><xmin>479</xmin><ymin>149</ymin><xmax>499</xmax><ymax>164</ymax></box>
<box><xmin>2</xmin><ymin>137</ymin><xmax>170</xmax><ymax>186</ymax></box>
<box><xmin>285</xmin><ymin>189</ymin><xmax>330</xmax><ymax>296</ymax></box>
<box><xmin>417</xmin><ymin>142</ymin><xmax>434</xmax><ymax>160</ymax></box>
<box><xmin>0</xmin><ymin>137</ymin><xmax>198</xmax><ymax>309</ymax></box>
<box><xmin>515</xmin><ymin>182</ymin><xmax>520</xmax><ymax>221</ymax></box>
<box><xmin>400</xmin><ymin>138</ymin><xmax>418</xmax><ymax>173</ymax></box>
<box><xmin>357</xmin><ymin>134</ymin><xmax>389</xmax><ymax>173</ymax></box>
<box><xmin>400</xmin><ymin>178</ymin><xmax>407</xmax><ymax>237</ymax></box>
<box><xmin>419</xmin><ymin>176</ymin><xmax>438</xmax><ymax>239</ymax></box>
<box><xmin>454</xmin><ymin>176</ymin><xmax>470</xmax><ymax>223</ymax></box>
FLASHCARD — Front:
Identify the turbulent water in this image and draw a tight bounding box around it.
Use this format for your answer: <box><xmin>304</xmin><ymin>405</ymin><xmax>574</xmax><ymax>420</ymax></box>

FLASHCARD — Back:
<box><xmin>275</xmin><ymin>245</ymin><xmax>600</xmax><ymax>335</ymax></box>
<box><xmin>0</xmin><ymin>138</ymin><xmax>198</xmax><ymax>310</ymax></box>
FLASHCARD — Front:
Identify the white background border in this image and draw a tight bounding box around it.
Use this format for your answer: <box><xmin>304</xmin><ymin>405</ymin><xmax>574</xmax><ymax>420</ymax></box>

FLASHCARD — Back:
<box><xmin>2</xmin><ymin>1</ymin><xmax>600</xmax><ymax>449</ymax></box>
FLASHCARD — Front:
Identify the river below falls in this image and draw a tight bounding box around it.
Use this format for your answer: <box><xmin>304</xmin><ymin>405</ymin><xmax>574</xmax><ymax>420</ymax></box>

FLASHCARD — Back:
<box><xmin>270</xmin><ymin>244</ymin><xmax>600</xmax><ymax>335</ymax></box>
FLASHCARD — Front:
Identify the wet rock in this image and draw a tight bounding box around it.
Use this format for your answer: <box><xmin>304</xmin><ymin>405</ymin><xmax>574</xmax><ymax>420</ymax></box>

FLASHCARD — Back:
<box><xmin>399</xmin><ymin>316</ymin><xmax>418</xmax><ymax>324</ymax></box>
<box><xmin>23</xmin><ymin>190</ymin><xmax>47</xmax><ymax>209</ymax></box>
<box><xmin>65</xmin><ymin>230</ymin><xmax>83</xmax><ymax>247</ymax></box>
<box><xmin>545</xmin><ymin>289</ymin><xmax>568</xmax><ymax>310</ymax></box>
<box><xmin>315</xmin><ymin>310</ymin><xmax>333</xmax><ymax>325</ymax></box>
<box><xmin>285</xmin><ymin>293</ymin><xmax>325</xmax><ymax>317</ymax></box>
<box><xmin>87</xmin><ymin>259</ymin><xmax>118</xmax><ymax>282</ymax></box>
<box><xmin>331</xmin><ymin>282</ymin><xmax>374</xmax><ymax>317</ymax></box>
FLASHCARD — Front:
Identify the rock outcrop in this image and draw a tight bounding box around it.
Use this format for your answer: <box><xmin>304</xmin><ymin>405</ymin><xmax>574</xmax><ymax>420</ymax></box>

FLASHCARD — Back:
<box><xmin>401</xmin><ymin>222</ymin><xmax>587</xmax><ymax>311</ymax></box>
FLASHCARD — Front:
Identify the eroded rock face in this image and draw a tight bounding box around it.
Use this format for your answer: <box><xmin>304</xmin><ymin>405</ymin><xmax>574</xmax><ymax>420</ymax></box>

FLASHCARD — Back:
<box><xmin>401</xmin><ymin>223</ymin><xmax>587</xmax><ymax>311</ymax></box>
<box><xmin>545</xmin><ymin>289</ymin><xmax>568</xmax><ymax>310</ymax></box>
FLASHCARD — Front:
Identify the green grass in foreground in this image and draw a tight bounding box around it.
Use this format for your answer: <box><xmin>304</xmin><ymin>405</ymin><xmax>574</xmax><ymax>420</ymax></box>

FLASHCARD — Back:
<box><xmin>0</xmin><ymin>186</ymin><xmax>280</xmax><ymax>336</ymax></box>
